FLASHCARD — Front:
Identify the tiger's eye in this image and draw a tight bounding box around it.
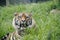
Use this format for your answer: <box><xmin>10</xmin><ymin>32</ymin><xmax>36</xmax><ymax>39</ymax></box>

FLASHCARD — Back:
<box><xmin>18</xmin><ymin>16</ymin><xmax>21</xmax><ymax>18</ymax></box>
<box><xmin>26</xmin><ymin>16</ymin><xmax>29</xmax><ymax>18</ymax></box>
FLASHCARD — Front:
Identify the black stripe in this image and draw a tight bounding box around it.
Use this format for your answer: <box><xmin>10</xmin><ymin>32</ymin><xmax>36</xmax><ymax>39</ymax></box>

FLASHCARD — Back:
<box><xmin>1</xmin><ymin>33</ymin><xmax>9</xmax><ymax>40</ymax></box>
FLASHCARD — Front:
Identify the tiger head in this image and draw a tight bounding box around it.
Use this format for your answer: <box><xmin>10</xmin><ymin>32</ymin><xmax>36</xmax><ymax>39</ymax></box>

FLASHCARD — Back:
<box><xmin>13</xmin><ymin>12</ymin><xmax>32</xmax><ymax>30</ymax></box>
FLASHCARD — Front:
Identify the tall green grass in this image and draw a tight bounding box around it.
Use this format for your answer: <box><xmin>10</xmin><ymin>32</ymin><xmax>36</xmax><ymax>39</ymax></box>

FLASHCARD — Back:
<box><xmin>0</xmin><ymin>1</ymin><xmax>60</xmax><ymax>40</ymax></box>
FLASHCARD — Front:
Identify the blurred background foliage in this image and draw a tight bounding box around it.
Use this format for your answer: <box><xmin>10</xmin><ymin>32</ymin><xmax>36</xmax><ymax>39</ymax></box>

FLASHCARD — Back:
<box><xmin>0</xmin><ymin>0</ymin><xmax>60</xmax><ymax>40</ymax></box>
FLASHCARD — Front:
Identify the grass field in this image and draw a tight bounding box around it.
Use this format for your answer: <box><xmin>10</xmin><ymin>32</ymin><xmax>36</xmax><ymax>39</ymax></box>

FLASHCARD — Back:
<box><xmin>0</xmin><ymin>1</ymin><xmax>60</xmax><ymax>40</ymax></box>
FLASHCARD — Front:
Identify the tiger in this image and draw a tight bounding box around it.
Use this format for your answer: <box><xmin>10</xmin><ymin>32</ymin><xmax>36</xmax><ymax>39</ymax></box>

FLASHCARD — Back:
<box><xmin>1</xmin><ymin>12</ymin><xmax>36</xmax><ymax>40</ymax></box>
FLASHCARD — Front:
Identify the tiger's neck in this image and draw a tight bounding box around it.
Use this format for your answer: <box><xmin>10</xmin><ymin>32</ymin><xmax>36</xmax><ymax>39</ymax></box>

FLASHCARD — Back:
<box><xmin>16</xmin><ymin>29</ymin><xmax>25</xmax><ymax>36</ymax></box>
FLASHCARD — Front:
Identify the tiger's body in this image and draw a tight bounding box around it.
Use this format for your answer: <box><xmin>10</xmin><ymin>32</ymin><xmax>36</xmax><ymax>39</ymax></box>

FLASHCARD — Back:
<box><xmin>1</xmin><ymin>13</ymin><xmax>36</xmax><ymax>40</ymax></box>
<box><xmin>1</xmin><ymin>31</ymin><xmax>21</xmax><ymax>40</ymax></box>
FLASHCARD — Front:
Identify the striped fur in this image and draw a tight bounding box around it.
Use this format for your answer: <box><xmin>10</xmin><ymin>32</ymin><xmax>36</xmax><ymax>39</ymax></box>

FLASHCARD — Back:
<box><xmin>1</xmin><ymin>13</ymin><xmax>36</xmax><ymax>40</ymax></box>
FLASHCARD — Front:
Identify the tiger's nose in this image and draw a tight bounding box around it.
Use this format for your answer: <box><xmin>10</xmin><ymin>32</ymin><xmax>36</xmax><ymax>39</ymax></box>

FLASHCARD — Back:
<box><xmin>22</xmin><ymin>20</ymin><xmax>25</xmax><ymax>22</ymax></box>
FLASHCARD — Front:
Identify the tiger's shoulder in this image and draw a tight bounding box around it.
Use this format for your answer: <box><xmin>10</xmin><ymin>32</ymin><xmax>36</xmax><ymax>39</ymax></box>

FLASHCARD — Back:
<box><xmin>1</xmin><ymin>31</ymin><xmax>21</xmax><ymax>40</ymax></box>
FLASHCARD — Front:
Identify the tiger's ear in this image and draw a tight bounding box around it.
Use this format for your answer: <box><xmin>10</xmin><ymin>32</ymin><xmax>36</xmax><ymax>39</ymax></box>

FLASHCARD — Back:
<box><xmin>29</xmin><ymin>13</ymin><xmax>32</xmax><ymax>17</ymax></box>
<box><xmin>14</xmin><ymin>12</ymin><xmax>19</xmax><ymax>16</ymax></box>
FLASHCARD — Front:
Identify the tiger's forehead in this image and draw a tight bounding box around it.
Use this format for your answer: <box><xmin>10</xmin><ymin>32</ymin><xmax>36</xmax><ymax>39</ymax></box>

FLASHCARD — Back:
<box><xmin>18</xmin><ymin>13</ymin><xmax>29</xmax><ymax>16</ymax></box>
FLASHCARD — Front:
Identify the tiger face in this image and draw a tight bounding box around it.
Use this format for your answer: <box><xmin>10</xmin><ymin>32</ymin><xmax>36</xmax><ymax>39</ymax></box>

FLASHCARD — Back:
<box><xmin>13</xmin><ymin>13</ymin><xmax>32</xmax><ymax>30</ymax></box>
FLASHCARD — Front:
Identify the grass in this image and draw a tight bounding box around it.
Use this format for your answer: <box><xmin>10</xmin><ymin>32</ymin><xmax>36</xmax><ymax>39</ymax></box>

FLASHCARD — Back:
<box><xmin>0</xmin><ymin>1</ymin><xmax>60</xmax><ymax>40</ymax></box>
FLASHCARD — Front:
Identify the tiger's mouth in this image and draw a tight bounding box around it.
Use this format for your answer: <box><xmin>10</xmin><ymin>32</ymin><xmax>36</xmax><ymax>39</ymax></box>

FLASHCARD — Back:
<box><xmin>20</xmin><ymin>23</ymin><xmax>27</xmax><ymax>27</ymax></box>
<box><xmin>19</xmin><ymin>21</ymin><xmax>28</xmax><ymax>30</ymax></box>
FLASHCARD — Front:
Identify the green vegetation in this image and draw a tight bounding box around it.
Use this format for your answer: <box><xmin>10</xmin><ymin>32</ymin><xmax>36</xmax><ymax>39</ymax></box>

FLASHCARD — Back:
<box><xmin>0</xmin><ymin>1</ymin><xmax>60</xmax><ymax>40</ymax></box>
<box><xmin>52</xmin><ymin>0</ymin><xmax>60</xmax><ymax>9</ymax></box>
